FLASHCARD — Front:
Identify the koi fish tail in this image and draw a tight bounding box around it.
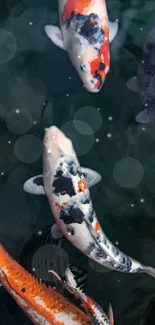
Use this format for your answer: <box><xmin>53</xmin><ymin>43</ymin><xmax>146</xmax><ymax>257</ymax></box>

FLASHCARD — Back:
<box><xmin>143</xmin><ymin>266</ymin><xmax>155</xmax><ymax>278</ymax></box>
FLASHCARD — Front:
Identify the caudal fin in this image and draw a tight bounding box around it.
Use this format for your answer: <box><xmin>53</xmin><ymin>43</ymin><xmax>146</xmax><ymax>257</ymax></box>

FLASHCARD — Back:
<box><xmin>143</xmin><ymin>266</ymin><xmax>155</xmax><ymax>278</ymax></box>
<box><xmin>108</xmin><ymin>303</ymin><xmax>114</xmax><ymax>325</ymax></box>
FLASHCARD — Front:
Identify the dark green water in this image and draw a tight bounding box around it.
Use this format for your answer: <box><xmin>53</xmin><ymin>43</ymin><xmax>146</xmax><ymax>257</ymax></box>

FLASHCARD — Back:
<box><xmin>0</xmin><ymin>0</ymin><xmax>155</xmax><ymax>324</ymax></box>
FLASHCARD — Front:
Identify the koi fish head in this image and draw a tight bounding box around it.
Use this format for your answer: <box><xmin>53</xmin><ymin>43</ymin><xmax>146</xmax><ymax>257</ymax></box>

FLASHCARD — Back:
<box><xmin>43</xmin><ymin>126</ymin><xmax>80</xmax><ymax>195</ymax></box>
<box><xmin>63</xmin><ymin>12</ymin><xmax>110</xmax><ymax>93</ymax></box>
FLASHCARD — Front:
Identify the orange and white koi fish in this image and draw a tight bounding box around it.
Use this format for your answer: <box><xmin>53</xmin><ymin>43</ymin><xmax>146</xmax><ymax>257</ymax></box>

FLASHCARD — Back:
<box><xmin>44</xmin><ymin>0</ymin><xmax>118</xmax><ymax>93</ymax></box>
<box><xmin>0</xmin><ymin>243</ymin><xmax>91</xmax><ymax>325</ymax></box>
<box><xmin>23</xmin><ymin>126</ymin><xmax>155</xmax><ymax>279</ymax></box>
<box><xmin>49</xmin><ymin>266</ymin><xmax>114</xmax><ymax>325</ymax></box>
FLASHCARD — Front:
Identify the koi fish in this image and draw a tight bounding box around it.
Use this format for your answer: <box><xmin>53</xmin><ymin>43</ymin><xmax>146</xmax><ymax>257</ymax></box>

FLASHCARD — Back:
<box><xmin>23</xmin><ymin>125</ymin><xmax>155</xmax><ymax>278</ymax></box>
<box><xmin>0</xmin><ymin>243</ymin><xmax>91</xmax><ymax>325</ymax></box>
<box><xmin>126</xmin><ymin>23</ymin><xmax>155</xmax><ymax>125</ymax></box>
<box><xmin>44</xmin><ymin>0</ymin><xmax>118</xmax><ymax>93</ymax></box>
<box><xmin>49</xmin><ymin>265</ymin><xmax>114</xmax><ymax>325</ymax></box>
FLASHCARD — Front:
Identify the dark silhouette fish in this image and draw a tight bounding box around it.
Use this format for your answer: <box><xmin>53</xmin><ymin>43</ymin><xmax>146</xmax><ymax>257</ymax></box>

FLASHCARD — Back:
<box><xmin>126</xmin><ymin>24</ymin><xmax>155</xmax><ymax>125</ymax></box>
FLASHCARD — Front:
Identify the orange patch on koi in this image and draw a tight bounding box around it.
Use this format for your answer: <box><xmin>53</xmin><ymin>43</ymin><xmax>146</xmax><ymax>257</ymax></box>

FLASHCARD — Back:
<box><xmin>95</xmin><ymin>222</ymin><xmax>100</xmax><ymax>232</ymax></box>
<box><xmin>77</xmin><ymin>179</ymin><xmax>87</xmax><ymax>193</ymax></box>
<box><xmin>0</xmin><ymin>244</ymin><xmax>91</xmax><ymax>325</ymax></box>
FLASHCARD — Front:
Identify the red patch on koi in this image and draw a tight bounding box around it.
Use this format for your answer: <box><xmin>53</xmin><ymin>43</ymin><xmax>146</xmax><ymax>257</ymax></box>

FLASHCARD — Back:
<box><xmin>61</xmin><ymin>0</ymin><xmax>92</xmax><ymax>21</ymax></box>
<box><xmin>87</xmin><ymin>298</ymin><xmax>93</xmax><ymax>306</ymax></box>
<box><xmin>77</xmin><ymin>179</ymin><xmax>87</xmax><ymax>193</ymax></box>
<box><xmin>55</xmin><ymin>202</ymin><xmax>67</xmax><ymax>210</ymax></box>
<box><xmin>90</xmin><ymin>18</ymin><xmax>110</xmax><ymax>90</ymax></box>
<box><xmin>55</xmin><ymin>203</ymin><xmax>62</xmax><ymax>210</ymax></box>
<box><xmin>86</xmin><ymin>297</ymin><xmax>96</xmax><ymax>314</ymax></box>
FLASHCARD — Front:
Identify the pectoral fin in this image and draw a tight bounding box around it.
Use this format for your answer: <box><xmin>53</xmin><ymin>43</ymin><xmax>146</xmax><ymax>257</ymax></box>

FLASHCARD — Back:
<box><xmin>51</xmin><ymin>223</ymin><xmax>64</xmax><ymax>239</ymax></box>
<box><xmin>44</xmin><ymin>25</ymin><xmax>65</xmax><ymax>50</ymax></box>
<box><xmin>81</xmin><ymin>167</ymin><xmax>102</xmax><ymax>187</ymax></box>
<box><xmin>23</xmin><ymin>167</ymin><xmax>102</xmax><ymax>195</ymax></box>
<box><xmin>48</xmin><ymin>265</ymin><xmax>88</xmax><ymax>296</ymax></box>
<box><xmin>126</xmin><ymin>76</ymin><xmax>138</xmax><ymax>92</ymax></box>
<box><xmin>109</xmin><ymin>20</ymin><xmax>119</xmax><ymax>43</ymax></box>
<box><xmin>23</xmin><ymin>175</ymin><xmax>45</xmax><ymax>195</ymax></box>
<box><xmin>65</xmin><ymin>265</ymin><xmax>88</xmax><ymax>291</ymax></box>
<box><xmin>135</xmin><ymin>108</ymin><xmax>150</xmax><ymax>124</ymax></box>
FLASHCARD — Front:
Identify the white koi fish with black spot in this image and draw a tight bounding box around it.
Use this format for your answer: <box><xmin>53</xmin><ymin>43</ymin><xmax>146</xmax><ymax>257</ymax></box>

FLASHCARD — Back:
<box><xmin>24</xmin><ymin>126</ymin><xmax>155</xmax><ymax>278</ymax></box>
<box><xmin>44</xmin><ymin>0</ymin><xmax>118</xmax><ymax>93</ymax></box>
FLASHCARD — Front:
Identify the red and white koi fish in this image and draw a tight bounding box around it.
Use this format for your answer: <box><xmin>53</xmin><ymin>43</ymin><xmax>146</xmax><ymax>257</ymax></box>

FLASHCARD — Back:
<box><xmin>0</xmin><ymin>243</ymin><xmax>91</xmax><ymax>325</ymax></box>
<box><xmin>23</xmin><ymin>126</ymin><xmax>155</xmax><ymax>279</ymax></box>
<box><xmin>44</xmin><ymin>0</ymin><xmax>118</xmax><ymax>93</ymax></box>
<box><xmin>49</xmin><ymin>266</ymin><xmax>114</xmax><ymax>325</ymax></box>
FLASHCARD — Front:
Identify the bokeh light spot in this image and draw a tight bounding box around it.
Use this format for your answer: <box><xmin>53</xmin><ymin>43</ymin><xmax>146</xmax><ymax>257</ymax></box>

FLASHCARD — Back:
<box><xmin>0</xmin><ymin>29</ymin><xmax>17</xmax><ymax>63</ymax></box>
<box><xmin>32</xmin><ymin>244</ymin><xmax>69</xmax><ymax>282</ymax></box>
<box><xmin>5</xmin><ymin>109</ymin><xmax>33</xmax><ymax>135</ymax></box>
<box><xmin>74</xmin><ymin>106</ymin><xmax>102</xmax><ymax>135</ymax></box>
<box><xmin>14</xmin><ymin>134</ymin><xmax>42</xmax><ymax>163</ymax></box>
<box><xmin>113</xmin><ymin>157</ymin><xmax>144</xmax><ymax>188</ymax></box>
<box><xmin>61</xmin><ymin>121</ymin><xmax>94</xmax><ymax>156</ymax></box>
